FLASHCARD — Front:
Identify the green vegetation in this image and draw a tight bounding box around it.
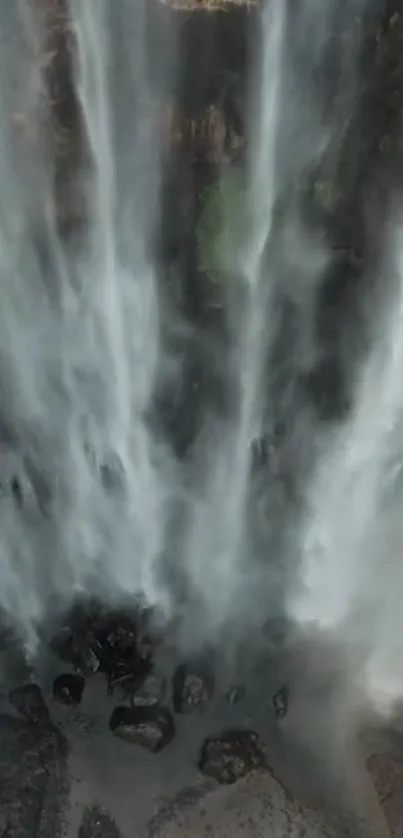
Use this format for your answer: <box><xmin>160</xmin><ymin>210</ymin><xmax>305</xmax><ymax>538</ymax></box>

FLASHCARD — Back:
<box><xmin>196</xmin><ymin>167</ymin><xmax>248</xmax><ymax>283</ymax></box>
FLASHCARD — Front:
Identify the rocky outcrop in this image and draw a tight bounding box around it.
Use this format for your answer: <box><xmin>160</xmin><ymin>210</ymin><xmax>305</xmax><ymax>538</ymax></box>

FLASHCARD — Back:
<box><xmin>367</xmin><ymin>752</ymin><xmax>403</xmax><ymax>838</ymax></box>
<box><xmin>0</xmin><ymin>685</ymin><xmax>68</xmax><ymax>838</ymax></box>
<box><xmin>158</xmin><ymin>0</ymin><xmax>256</xmax><ymax>9</ymax></box>
<box><xmin>78</xmin><ymin>805</ymin><xmax>123</xmax><ymax>838</ymax></box>
<box><xmin>148</xmin><ymin>770</ymin><xmax>338</xmax><ymax>838</ymax></box>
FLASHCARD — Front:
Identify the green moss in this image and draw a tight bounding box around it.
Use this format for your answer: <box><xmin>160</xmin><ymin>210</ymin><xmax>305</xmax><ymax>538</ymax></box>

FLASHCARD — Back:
<box><xmin>196</xmin><ymin>167</ymin><xmax>248</xmax><ymax>283</ymax></box>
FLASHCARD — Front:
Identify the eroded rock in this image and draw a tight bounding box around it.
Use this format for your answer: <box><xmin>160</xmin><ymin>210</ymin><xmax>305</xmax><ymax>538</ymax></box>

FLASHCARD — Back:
<box><xmin>199</xmin><ymin>730</ymin><xmax>266</xmax><ymax>784</ymax></box>
<box><xmin>109</xmin><ymin>705</ymin><xmax>175</xmax><ymax>753</ymax></box>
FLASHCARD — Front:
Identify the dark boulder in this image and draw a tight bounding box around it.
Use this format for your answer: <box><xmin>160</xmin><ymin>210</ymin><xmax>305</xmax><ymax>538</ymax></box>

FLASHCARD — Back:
<box><xmin>199</xmin><ymin>730</ymin><xmax>266</xmax><ymax>785</ymax></box>
<box><xmin>53</xmin><ymin>673</ymin><xmax>85</xmax><ymax>706</ymax></box>
<box><xmin>109</xmin><ymin>705</ymin><xmax>175</xmax><ymax>753</ymax></box>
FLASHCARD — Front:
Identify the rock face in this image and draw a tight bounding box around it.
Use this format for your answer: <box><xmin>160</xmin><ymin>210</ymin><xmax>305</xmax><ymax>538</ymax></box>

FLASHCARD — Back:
<box><xmin>0</xmin><ymin>686</ymin><xmax>68</xmax><ymax>838</ymax></box>
<box><xmin>148</xmin><ymin>770</ymin><xmax>335</xmax><ymax>838</ymax></box>
<box><xmin>78</xmin><ymin>804</ymin><xmax>123</xmax><ymax>838</ymax></box>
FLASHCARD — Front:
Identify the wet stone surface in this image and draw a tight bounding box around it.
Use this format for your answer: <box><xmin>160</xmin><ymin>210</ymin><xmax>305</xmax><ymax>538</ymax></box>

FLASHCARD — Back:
<box><xmin>50</xmin><ymin>603</ymin><xmax>153</xmax><ymax>696</ymax></box>
<box><xmin>172</xmin><ymin>661</ymin><xmax>213</xmax><ymax>714</ymax></box>
<box><xmin>50</xmin><ymin>622</ymin><xmax>101</xmax><ymax>676</ymax></box>
<box><xmin>53</xmin><ymin>673</ymin><xmax>85</xmax><ymax>706</ymax></box>
<box><xmin>8</xmin><ymin>683</ymin><xmax>51</xmax><ymax>725</ymax></box>
<box><xmin>0</xmin><ymin>686</ymin><xmax>69</xmax><ymax>838</ymax></box>
<box><xmin>199</xmin><ymin>730</ymin><xmax>266</xmax><ymax>785</ymax></box>
<box><xmin>78</xmin><ymin>804</ymin><xmax>123</xmax><ymax>838</ymax></box>
<box><xmin>109</xmin><ymin>705</ymin><xmax>175</xmax><ymax>753</ymax></box>
<box><xmin>131</xmin><ymin>672</ymin><xmax>166</xmax><ymax>708</ymax></box>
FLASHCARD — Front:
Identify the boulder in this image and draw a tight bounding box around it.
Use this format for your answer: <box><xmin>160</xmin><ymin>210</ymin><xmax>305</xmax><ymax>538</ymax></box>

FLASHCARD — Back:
<box><xmin>109</xmin><ymin>705</ymin><xmax>175</xmax><ymax>753</ymax></box>
<box><xmin>199</xmin><ymin>730</ymin><xmax>266</xmax><ymax>784</ymax></box>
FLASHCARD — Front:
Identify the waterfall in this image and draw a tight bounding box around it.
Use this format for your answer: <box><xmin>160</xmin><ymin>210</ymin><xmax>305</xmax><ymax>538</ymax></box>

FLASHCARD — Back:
<box><xmin>0</xmin><ymin>0</ymin><xmax>176</xmax><ymax>648</ymax></box>
<box><xmin>0</xmin><ymin>0</ymin><xmax>402</xmax><ymax>723</ymax></box>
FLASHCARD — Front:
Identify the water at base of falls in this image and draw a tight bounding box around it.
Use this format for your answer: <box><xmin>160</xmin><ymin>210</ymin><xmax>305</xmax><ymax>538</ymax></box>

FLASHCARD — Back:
<box><xmin>0</xmin><ymin>0</ymin><xmax>403</xmax><ymax>721</ymax></box>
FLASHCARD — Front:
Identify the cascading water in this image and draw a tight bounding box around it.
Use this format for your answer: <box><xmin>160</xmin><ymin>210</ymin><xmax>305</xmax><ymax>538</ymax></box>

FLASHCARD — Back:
<box><xmin>0</xmin><ymin>0</ymin><xmax>177</xmax><ymax>648</ymax></box>
<box><xmin>177</xmin><ymin>0</ymin><xmax>286</xmax><ymax>639</ymax></box>
<box><xmin>0</xmin><ymin>0</ymin><xmax>403</xmax><ymax>731</ymax></box>
<box><xmin>288</xmin><ymin>220</ymin><xmax>403</xmax><ymax>714</ymax></box>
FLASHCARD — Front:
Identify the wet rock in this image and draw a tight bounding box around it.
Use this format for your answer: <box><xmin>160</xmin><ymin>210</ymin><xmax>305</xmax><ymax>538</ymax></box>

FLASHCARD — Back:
<box><xmin>199</xmin><ymin>730</ymin><xmax>266</xmax><ymax>785</ymax></box>
<box><xmin>8</xmin><ymin>683</ymin><xmax>50</xmax><ymax>725</ymax></box>
<box><xmin>78</xmin><ymin>803</ymin><xmax>123</xmax><ymax>838</ymax></box>
<box><xmin>50</xmin><ymin>604</ymin><xmax>152</xmax><ymax>690</ymax></box>
<box><xmin>109</xmin><ymin>705</ymin><xmax>175</xmax><ymax>753</ymax></box>
<box><xmin>91</xmin><ymin>611</ymin><xmax>152</xmax><ymax>694</ymax></box>
<box><xmin>50</xmin><ymin>623</ymin><xmax>101</xmax><ymax>676</ymax></box>
<box><xmin>148</xmin><ymin>769</ymin><xmax>334</xmax><ymax>838</ymax></box>
<box><xmin>0</xmin><ymin>712</ymin><xmax>69</xmax><ymax>838</ymax></box>
<box><xmin>273</xmin><ymin>686</ymin><xmax>288</xmax><ymax>720</ymax></box>
<box><xmin>53</xmin><ymin>673</ymin><xmax>85</xmax><ymax>706</ymax></box>
<box><xmin>172</xmin><ymin>662</ymin><xmax>213</xmax><ymax>714</ymax></box>
<box><xmin>131</xmin><ymin>672</ymin><xmax>166</xmax><ymax>708</ymax></box>
<box><xmin>225</xmin><ymin>685</ymin><xmax>245</xmax><ymax>706</ymax></box>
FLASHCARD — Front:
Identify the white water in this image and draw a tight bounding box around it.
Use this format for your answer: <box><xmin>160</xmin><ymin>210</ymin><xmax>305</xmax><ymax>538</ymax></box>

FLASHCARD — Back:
<box><xmin>0</xmin><ymin>1</ymin><xmax>176</xmax><ymax>648</ymax></box>
<box><xmin>288</xmin><ymin>221</ymin><xmax>403</xmax><ymax>714</ymax></box>
<box><xmin>178</xmin><ymin>0</ymin><xmax>285</xmax><ymax>638</ymax></box>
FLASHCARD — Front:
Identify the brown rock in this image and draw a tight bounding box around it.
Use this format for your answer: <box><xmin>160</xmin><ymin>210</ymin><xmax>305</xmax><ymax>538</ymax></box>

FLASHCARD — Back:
<box><xmin>148</xmin><ymin>770</ymin><xmax>336</xmax><ymax>838</ymax></box>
